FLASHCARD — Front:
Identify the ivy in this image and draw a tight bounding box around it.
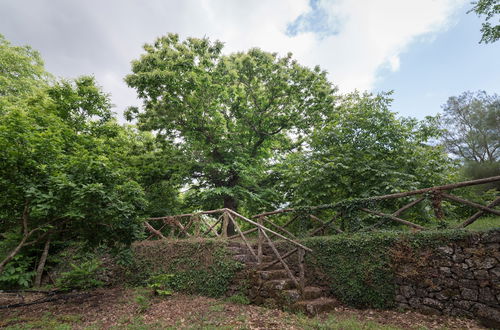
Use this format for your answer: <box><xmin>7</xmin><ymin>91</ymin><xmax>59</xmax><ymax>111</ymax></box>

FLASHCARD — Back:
<box><xmin>131</xmin><ymin>240</ymin><xmax>243</xmax><ymax>298</ymax></box>
<box><xmin>296</xmin><ymin>229</ymin><xmax>474</xmax><ymax>308</ymax></box>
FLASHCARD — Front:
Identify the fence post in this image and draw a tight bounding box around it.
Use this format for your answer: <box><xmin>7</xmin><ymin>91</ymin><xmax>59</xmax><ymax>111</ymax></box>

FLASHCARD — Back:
<box><xmin>298</xmin><ymin>247</ymin><xmax>305</xmax><ymax>295</ymax></box>
<box><xmin>258</xmin><ymin>217</ymin><xmax>263</xmax><ymax>265</ymax></box>
<box><xmin>222</xmin><ymin>211</ymin><xmax>229</xmax><ymax>238</ymax></box>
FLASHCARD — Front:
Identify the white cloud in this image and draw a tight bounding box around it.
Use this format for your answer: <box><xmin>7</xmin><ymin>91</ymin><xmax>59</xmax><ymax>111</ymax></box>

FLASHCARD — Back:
<box><xmin>0</xmin><ymin>0</ymin><xmax>466</xmax><ymax>118</ymax></box>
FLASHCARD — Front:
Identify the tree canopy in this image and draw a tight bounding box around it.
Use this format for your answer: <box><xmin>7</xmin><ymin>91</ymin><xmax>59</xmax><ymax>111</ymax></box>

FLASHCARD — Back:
<box><xmin>125</xmin><ymin>34</ymin><xmax>337</xmax><ymax>213</ymax></box>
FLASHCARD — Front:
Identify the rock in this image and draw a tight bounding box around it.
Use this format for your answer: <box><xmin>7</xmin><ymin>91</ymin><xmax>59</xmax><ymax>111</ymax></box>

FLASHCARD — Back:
<box><xmin>423</xmin><ymin>298</ymin><xmax>444</xmax><ymax>310</ymax></box>
<box><xmin>408</xmin><ymin>297</ymin><xmax>420</xmax><ymax>308</ymax></box>
<box><xmin>439</xmin><ymin>267</ymin><xmax>451</xmax><ymax>275</ymax></box>
<box><xmin>489</xmin><ymin>267</ymin><xmax>500</xmax><ymax>278</ymax></box>
<box><xmin>400</xmin><ymin>285</ymin><xmax>415</xmax><ymax>298</ymax></box>
<box><xmin>450</xmin><ymin>308</ymin><xmax>473</xmax><ymax>318</ymax></box>
<box><xmin>454</xmin><ymin>300</ymin><xmax>473</xmax><ymax>310</ymax></box>
<box><xmin>461</xmin><ymin>287</ymin><xmax>478</xmax><ymax>301</ymax></box>
<box><xmin>452</xmin><ymin>253</ymin><xmax>466</xmax><ymax>263</ymax></box>
<box><xmin>479</xmin><ymin>287</ymin><xmax>496</xmax><ymax>303</ymax></box>
<box><xmin>395</xmin><ymin>295</ymin><xmax>407</xmax><ymax>303</ymax></box>
<box><xmin>474</xmin><ymin>269</ymin><xmax>490</xmax><ymax>280</ymax></box>
<box><xmin>459</xmin><ymin>279</ymin><xmax>478</xmax><ymax>289</ymax></box>
<box><xmin>465</xmin><ymin>258</ymin><xmax>475</xmax><ymax>268</ymax></box>
<box><xmin>438</xmin><ymin>246</ymin><xmax>454</xmax><ymax>255</ymax></box>
<box><xmin>474</xmin><ymin>303</ymin><xmax>500</xmax><ymax>329</ymax></box>
<box><xmin>477</xmin><ymin>257</ymin><xmax>497</xmax><ymax>270</ymax></box>
<box><xmin>418</xmin><ymin>305</ymin><xmax>442</xmax><ymax>315</ymax></box>
<box><xmin>482</xmin><ymin>231</ymin><xmax>500</xmax><ymax>244</ymax></box>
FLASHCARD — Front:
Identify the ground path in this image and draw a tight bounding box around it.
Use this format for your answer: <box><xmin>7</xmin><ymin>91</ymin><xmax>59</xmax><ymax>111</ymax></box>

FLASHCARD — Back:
<box><xmin>0</xmin><ymin>287</ymin><xmax>485</xmax><ymax>329</ymax></box>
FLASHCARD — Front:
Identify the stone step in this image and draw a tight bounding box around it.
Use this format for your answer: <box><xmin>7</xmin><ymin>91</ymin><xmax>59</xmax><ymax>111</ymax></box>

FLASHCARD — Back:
<box><xmin>233</xmin><ymin>254</ymin><xmax>275</xmax><ymax>263</ymax></box>
<box><xmin>246</xmin><ymin>261</ymin><xmax>284</xmax><ymax>271</ymax></box>
<box><xmin>233</xmin><ymin>254</ymin><xmax>259</xmax><ymax>263</ymax></box>
<box><xmin>257</xmin><ymin>269</ymin><xmax>289</xmax><ymax>280</ymax></box>
<box><xmin>283</xmin><ymin>286</ymin><xmax>325</xmax><ymax>302</ymax></box>
<box><xmin>262</xmin><ymin>278</ymin><xmax>296</xmax><ymax>291</ymax></box>
<box><xmin>293</xmin><ymin>297</ymin><xmax>340</xmax><ymax>316</ymax></box>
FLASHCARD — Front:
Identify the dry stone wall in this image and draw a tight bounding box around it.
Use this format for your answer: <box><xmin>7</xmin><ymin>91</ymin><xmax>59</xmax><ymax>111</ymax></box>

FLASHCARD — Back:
<box><xmin>393</xmin><ymin>230</ymin><xmax>499</xmax><ymax>327</ymax></box>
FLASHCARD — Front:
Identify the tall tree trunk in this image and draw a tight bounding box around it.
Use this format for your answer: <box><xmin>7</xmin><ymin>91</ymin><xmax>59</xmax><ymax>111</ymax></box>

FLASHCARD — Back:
<box><xmin>223</xmin><ymin>196</ymin><xmax>238</xmax><ymax>236</ymax></box>
<box><xmin>34</xmin><ymin>237</ymin><xmax>51</xmax><ymax>287</ymax></box>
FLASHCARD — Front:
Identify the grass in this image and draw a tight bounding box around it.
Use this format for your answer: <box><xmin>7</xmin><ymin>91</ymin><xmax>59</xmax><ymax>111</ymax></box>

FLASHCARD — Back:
<box><xmin>464</xmin><ymin>216</ymin><xmax>500</xmax><ymax>231</ymax></box>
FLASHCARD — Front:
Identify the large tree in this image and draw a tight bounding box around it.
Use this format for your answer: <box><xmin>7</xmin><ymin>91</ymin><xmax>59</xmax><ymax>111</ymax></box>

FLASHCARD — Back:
<box><xmin>440</xmin><ymin>90</ymin><xmax>500</xmax><ymax>163</ymax></box>
<box><xmin>125</xmin><ymin>34</ymin><xmax>336</xmax><ymax>216</ymax></box>
<box><xmin>275</xmin><ymin>92</ymin><xmax>456</xmax><ymax>229</ymax></box>
<box><xmin>0</xmin><ymin>36</ymin><xmax>147</xmax><ymax>282</ymax></box>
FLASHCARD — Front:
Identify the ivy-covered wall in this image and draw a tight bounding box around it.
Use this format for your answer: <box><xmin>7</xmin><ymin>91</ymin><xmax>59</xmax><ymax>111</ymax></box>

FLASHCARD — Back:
<box><xmin>276</xmin><ymin>229</ymin><xmax>499</xmax><ymax>326</ymax></box>
<box><xmin>130</xmin><ymin>239</ymin><xmax>243</xmax><ymax>297</ymax></box>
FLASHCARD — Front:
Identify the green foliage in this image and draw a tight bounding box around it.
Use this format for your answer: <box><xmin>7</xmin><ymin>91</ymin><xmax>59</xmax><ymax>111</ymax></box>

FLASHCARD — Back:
<box><xmin>148</xmin><ymin>273</ymin><xmax>175</xmax><ymax>296</ymax></box>
<box><xmin>131</xmin><ymin>240</ymin><xmax>242</xmax><ymax>297</ymax></box>
<box><xmin>125</xmin><ymin>33</ymin><xmax>336</xmax><ymax>213</ymax></box>
<box><xmin>134</xmin><ymin>290</ymin><xmax>152</xmax><ymax>313</ymax></box>
<box><xmin>469</xmin><ymin>0</ymin><xmax>500</xmax><ymax>43</ymax></box>
<box><xmin>56</xmin><ymin>259</ymin><xmax>105</xmax><ymax>291</ymax></box>
<box><xmin>299</xmin><ymin>229</ymin><xmax>471</xmax><ymax>308</ymax></box>
<box><xmin>0</xmin><ymin>34</ymin><xmax>50</xmax><ymax>105</ymax></box>
<box><xmin>224</xmin><ymin>293</ymin><xmax>251</xmax><ymax>305</ymax></box>
<box><xmin>0</xmin><ymin>34</ymin><xmax>149</xmax><ymax>278</ymax></box>
<box><xmin>440</xmin><ymin>90</ymin><xmax>500</xmax><ymax>164</ymax></box>
<box><xmin>0</xmin><ymin>254</ymin><xmax>35</xmax><ymax>289</ymax></box>
<box><xmin>273</xmin><ymin>92</ymin><xmax>457</xmax><ymax>231</ymax></box>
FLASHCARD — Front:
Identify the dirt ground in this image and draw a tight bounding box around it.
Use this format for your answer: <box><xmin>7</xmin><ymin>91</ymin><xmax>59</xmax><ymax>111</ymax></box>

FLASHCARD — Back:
<box><xmin>0</xmin><ymin>287</ymin><xmax>487</xmax><ymax>329</ymax></box>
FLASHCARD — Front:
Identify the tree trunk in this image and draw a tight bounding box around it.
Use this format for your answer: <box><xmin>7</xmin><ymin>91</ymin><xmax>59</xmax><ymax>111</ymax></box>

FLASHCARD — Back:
<box><xmin>34</xmin><ymin>238</ymin><xmax>51</xmax><ymax>287</ymax></box>
<box><xmin>223</xmin><ymin>196</ymin><xmax>238</xmax><ymax>236</ymax></box>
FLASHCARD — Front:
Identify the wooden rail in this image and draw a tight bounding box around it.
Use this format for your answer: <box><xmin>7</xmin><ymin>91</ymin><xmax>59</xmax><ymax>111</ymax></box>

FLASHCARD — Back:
<box><xmin>144</xmin><ymin>208</ymin><xmax>310</xmax><ymax>294</ymax></box>
<box><xmin>251</xmin><ymin>176</ymin><xmax>499</xmax><ymax>233</ymax></box>
<box><xmin>143</xmin><ymin>176</ymin><xmax>500</xmax><ymax>296</ymax></box>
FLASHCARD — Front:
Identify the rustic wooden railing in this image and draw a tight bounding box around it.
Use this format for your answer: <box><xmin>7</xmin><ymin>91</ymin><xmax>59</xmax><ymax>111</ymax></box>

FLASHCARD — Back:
<box><xmin>143</xmin><ymin>176</ymin><xmax>499</xmax><ymax>294</ymax></box>
<box><xmin>145</xmin><ymin>208</ymin><xmax>311</xmax><ymax>294</ymax></box>
<box><xmin>252</xmin><ymin>176</ymin><xmax>500</xmax><ymax>234</ymax></box>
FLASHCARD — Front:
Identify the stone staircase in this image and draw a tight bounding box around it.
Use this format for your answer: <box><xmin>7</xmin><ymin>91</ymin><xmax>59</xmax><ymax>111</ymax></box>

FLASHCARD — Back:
<box><xmin>228</xmin><ymin>241</ymin><xmax>340</xmax><ymax>315</ymax></box>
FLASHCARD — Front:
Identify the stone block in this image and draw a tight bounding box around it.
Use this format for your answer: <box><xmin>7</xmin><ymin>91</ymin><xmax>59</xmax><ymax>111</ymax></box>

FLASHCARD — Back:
<box><xmin>479</xmin><ymin>287</ymin><xmax>496</xmax><ymax>303</ymax></box>
<box><xmin>400</xmin><ymin>285</ymin><xmax>415</xmax><ymax>298</ymax></box>
<box><xmin>438</xmin><ymin>246</ymin><xmax>454</xmax><ymax>255</ymax></box>
<box><xmin>423</xmin><ymin>298</ymin><xmax>444</xmax><ymax>310</ymax></box>
<box><xmin>454</xmin><ymin>299</ymin><xmax>473</xmax><ymax>310</ymax></box>
<box><xmin>474</xmin><ymin>269</ymin><xmax>490</xmax><ymax>280</ymax></box>
<box><xmin>461</xmin><ymin>287</ymin><xmax>478</xmax><ymax>301</ymax></box>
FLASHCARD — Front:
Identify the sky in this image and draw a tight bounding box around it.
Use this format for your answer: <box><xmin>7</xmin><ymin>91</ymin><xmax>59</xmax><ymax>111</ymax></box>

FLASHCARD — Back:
<box><xmin>0</xmin><ymin>0</ymin><xmax>499</xmax><ymax>121</ymax></box>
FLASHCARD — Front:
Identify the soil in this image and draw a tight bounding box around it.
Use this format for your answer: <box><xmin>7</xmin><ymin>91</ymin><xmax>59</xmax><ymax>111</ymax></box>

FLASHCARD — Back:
<box><xmin>0</xmin><ymin>287</ymin><xmax>486</xmax><ymax>329</ymax></box>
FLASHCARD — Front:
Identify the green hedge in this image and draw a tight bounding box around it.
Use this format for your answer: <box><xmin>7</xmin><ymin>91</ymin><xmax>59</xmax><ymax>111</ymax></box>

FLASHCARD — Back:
<box><xmin>130</xmin><ymin>239</ymin><xmax>242</xmax><ymax>297</ymax></box>
<box><xmin>300</xmin><ymin>229</ymin><xmax>473</xmax><ymax>308</ymax></box>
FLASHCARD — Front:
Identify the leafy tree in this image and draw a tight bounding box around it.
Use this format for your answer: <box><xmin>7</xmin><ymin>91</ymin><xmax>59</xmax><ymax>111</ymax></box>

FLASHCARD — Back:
<box><xmin>276</xmin><ymin>92</ymin><xmax>456</xmax><ymax>228</ymax></box>
<box><xmin>0</xmin><ymin>34</ymin><xmax>49</xmax><ymax>105</ymax></box>
<box><xmin>469</xmin><ymin>0</ymin><xmax>500</xmax><ymax>43</ymax></box>
<box><xmin>0</xmin><ymin>36</ymin><xmax>148</xmax><ymax>280</ymax></box>
<box><xmin>125</xmin><ymin>34</ymin><xmax>336</xmax><ymax>219</ymax></box>
<box><xmin>440</xmin><ymin>91</ymin><xmax>500</xmax><ymax>163</ymax></box>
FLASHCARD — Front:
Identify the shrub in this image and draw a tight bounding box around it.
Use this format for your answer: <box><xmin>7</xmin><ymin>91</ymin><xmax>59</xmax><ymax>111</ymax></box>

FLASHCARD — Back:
<box><xmin>0</xmin><ymin>254</ymin><xmax>35</xmax><ymax>289</ymax></box>
<box><xmin>56</xmin><ymin>259</ymin><xmax>105</xmax><ymax>291</ymax></box>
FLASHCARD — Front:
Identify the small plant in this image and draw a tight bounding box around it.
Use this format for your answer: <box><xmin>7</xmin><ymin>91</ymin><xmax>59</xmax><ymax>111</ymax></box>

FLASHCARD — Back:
<box><xmin>56</xmin><ymin>259</ymin><xmax>104</xmax><ymax>291</ymax></box>
<box><xmin>147</xmin><ymin>273</ymin><xmax>175</xmax><ymax>296</ymax></box>
<box><xmin>224</xmin><ymin>293</ymin><xmax>250</xmax><ymax>305</ymax></box>
<box><xmin>134</xmin><ymin>294</ymin><xmax>151</xmax><ymax>313</ymax></box>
